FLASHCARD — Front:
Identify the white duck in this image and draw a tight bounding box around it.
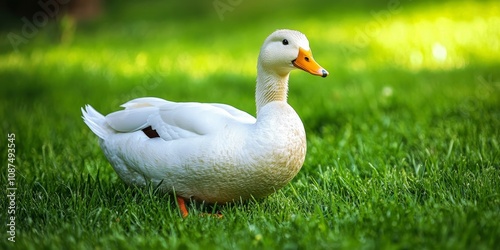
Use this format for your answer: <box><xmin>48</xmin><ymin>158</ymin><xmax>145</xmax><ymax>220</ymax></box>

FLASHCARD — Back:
<box><xmin>82</xmin><ymin>29</ymin><xmax>328</xmax><ymax>217</ymax></box>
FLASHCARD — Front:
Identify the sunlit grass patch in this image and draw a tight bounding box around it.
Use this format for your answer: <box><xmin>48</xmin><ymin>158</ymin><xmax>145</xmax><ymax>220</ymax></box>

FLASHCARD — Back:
<box><xmin>377</xmin><ymin>2</ymin><xmax>500</xmax><ymax>70</ymax></box>
<box><xmin>322</xmin><ymin>1</ymin><xmax>500</xmax><ymax>72</ymax></box>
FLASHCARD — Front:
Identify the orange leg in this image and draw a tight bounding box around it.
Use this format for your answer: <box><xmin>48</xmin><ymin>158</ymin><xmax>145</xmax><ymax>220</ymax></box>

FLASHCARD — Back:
<box><xmin>177</xmin><ymin>196</ymin><xmax>189</xmax><ymax>218</ymax></box>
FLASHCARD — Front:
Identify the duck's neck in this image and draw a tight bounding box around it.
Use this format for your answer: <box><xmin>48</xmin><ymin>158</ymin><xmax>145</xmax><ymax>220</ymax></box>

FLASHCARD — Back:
<box><xmin>255</xmin><ymin>64</ymin><xmax>290</xmax><ymax>115</ymax></box>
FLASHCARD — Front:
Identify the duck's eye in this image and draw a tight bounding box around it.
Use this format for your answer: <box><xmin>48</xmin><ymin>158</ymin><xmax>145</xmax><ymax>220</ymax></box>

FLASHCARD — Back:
<box><xmin>282</xmin><ymin>39</ymin><xmax>289</xmax><ymax>45</ymax></box>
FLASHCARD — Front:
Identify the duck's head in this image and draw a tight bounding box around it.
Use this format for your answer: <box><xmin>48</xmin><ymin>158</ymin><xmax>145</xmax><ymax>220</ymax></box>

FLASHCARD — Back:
<box><xmin>258</xmin><ymin>29</ymin><xmax>328</xmax><ymax>78</ymax></box>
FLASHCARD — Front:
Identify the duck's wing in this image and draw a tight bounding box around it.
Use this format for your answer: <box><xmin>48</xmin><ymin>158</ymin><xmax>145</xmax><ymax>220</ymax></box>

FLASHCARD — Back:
<box><xmin>105</xmin><ymin>97</ymin><xmax>170</xmax><ymax>132</ymax></box>
<box><xmin>105</xmin><ymin>97</ymin><xmax>256</xmax><ymax>141</ymax></box>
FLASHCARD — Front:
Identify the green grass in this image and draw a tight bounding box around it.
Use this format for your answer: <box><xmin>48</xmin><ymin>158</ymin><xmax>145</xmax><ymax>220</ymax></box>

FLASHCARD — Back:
<box><xmin>1</xmin><ymin>0</ymin><xmax>500</xmax><ymax>249</ymax></box>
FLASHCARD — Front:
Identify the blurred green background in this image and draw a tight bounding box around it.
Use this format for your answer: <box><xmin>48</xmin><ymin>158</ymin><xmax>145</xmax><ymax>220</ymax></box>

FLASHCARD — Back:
<box><xmin>0</xmin><ymin>0</ymin><xmax>499</xmax><ymax>249</ymax></box>
<box><xmin>1</xmin><ymin>0</ymin><xmax>498</xmax><ymax>127</ymax></box>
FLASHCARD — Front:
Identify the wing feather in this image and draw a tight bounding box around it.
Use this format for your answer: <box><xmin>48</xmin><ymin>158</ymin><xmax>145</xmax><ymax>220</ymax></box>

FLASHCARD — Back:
<box><xmin>104</xmin><ymin>97</ymin><xmax>256</xmax><ymax>141</ymax></box>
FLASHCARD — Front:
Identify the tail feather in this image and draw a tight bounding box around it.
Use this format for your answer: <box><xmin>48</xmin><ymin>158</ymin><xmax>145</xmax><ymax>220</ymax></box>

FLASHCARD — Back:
<box><xmin>82</xmin><ymin>105</ymin><xmax>113</xmax><ymax>140</ymax></box>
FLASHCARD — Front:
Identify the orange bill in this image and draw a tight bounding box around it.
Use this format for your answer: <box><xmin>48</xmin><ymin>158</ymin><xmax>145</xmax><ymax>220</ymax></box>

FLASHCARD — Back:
<box><xmin>292</xmin><ymin>47</ymin><xmax>329</xmax><ymax>78</ymax></box>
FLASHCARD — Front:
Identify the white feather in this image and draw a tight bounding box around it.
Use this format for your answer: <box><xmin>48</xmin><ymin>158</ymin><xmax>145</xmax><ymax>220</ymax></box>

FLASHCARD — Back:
<box><xmin>81</xmin><ymin>105</ymin><xmax>112</xmax><ymax>140</ymax></box>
